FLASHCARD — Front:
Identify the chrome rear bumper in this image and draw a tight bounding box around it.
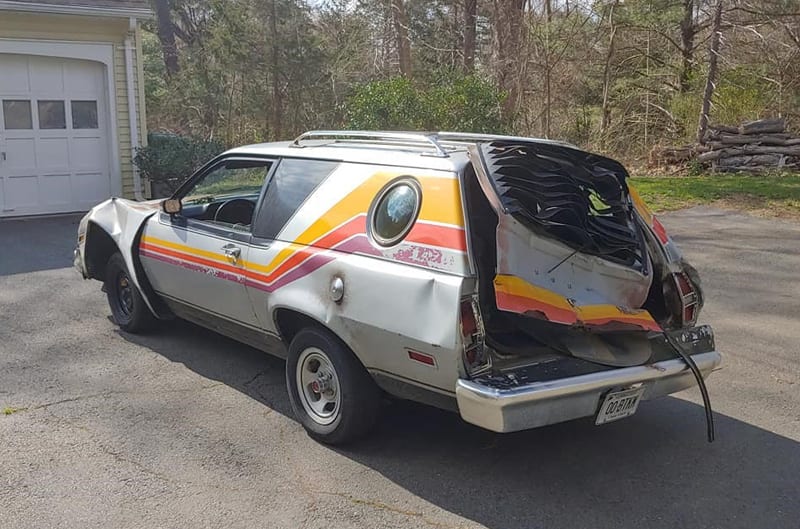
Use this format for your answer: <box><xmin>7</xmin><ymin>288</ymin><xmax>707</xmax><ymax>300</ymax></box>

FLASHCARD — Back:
<box><xmin>456</xmin><ymin>351</ymin><xmax>722</xmax><ymax>433</ymax></box>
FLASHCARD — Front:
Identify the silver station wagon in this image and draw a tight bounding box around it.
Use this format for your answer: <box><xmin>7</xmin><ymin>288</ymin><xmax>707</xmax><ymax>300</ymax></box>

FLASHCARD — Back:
<box><xmin>74</xmin><ymin>131</ymin><xmax>721</xmax><ymax>444</ymax></box>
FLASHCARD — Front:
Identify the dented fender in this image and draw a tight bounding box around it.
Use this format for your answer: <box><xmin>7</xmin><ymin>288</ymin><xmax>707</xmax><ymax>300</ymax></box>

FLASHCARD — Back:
<box><xmin>76</xmin><ymin>197</ymin><xmax>161</xmax><ymax>314</ymax></box>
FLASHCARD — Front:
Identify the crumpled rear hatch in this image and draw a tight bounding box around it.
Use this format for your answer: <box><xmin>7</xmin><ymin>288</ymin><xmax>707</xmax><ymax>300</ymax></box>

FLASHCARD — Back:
<box><xmin>468</xmin><ymin>140</ymin><xmax>700</xmax><ymax>367</ymax></box>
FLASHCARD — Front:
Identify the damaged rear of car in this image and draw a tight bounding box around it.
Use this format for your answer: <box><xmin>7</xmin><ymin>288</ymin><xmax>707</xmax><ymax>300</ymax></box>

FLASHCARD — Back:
<box><xmin>455</xmin><ymin>138</ymin><xmax>720</xmax><ymax>439</ymax></box>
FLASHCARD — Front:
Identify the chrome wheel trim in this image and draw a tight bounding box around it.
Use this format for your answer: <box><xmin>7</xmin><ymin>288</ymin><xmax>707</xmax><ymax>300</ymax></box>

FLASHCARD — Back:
<box><xmin>296</xmin><ymin>347</ymin><xmax>341</xmax><ymax>426</ymax></box>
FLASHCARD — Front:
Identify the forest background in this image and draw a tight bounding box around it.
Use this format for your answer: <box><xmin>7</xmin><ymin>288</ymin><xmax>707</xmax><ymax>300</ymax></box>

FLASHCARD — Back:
<box><xmin>143</xmin><ymin>0</ymin><xmax>800</xmax><ymax>207</ymax></box>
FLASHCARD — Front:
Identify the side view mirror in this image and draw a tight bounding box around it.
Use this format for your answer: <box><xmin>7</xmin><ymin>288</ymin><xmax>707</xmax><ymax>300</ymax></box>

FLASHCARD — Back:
<box><xmin>162</xmin><ymin>198</ymin><xmax>182</xmax><ymax>215</ymax></box>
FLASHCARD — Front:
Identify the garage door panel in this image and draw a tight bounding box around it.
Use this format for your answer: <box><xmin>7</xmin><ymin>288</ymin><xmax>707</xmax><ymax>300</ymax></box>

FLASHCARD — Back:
<box><xmin>71</xmin><ymin>137</ymin><xmax>104</xmax><ymax>171</ymax></box>
<box><xmin>5</xmin><ymin>175</ymin><xmax>39</xmax><ymax>209</ymax></box>
<box><xmin>73</xmin><ymin>172</ymin><xmax>109</xmax><ymax>202</ymax></box>
<box><xmin>4</xmin><ymin>137</ymin><xmax>36</xmax><ymax>172</ymax></box>
<box><xmin>37</xmin><ymin>137</ymin><xmax>70</xmax><ymax>169</ymax></box>
<box><xmin>0</xmin><ymin>56</ymin><xmax>30</xmax><ymax>92</ymax></box>
<box><xmin>29</xmin><ymin>58</ymin><xmax>65</xmax><ymax>94</ymax></box>
<box><xmin>65</xmin><ymin>63</ymin><xmax>103</xmax><ymax>95</ymax></box>
<box><xmin>39</xmin><ymin>173</ymin><xmax>72</xmax><ymax>206</ymax></box>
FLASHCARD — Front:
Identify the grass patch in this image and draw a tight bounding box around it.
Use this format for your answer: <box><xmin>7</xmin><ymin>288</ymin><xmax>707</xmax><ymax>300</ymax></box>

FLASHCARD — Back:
<box><xmin>3</xmin><ymin>407</ymin><xmax>23</xmax><ymax>415</ymax></box>
<box><xmin>629</xmin><ymin>174</ymin><xmax>800</xmax><ymax>219</ymax></box>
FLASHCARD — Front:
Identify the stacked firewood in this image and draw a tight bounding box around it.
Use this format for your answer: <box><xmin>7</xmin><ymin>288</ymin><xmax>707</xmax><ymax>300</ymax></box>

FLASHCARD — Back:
<box><xmin>650</xmin><ymin>118</ymin><xmax>799</xmax><ymax>173</ymax></box>
<box><xmin>698</xmin><ymin>118</ymin><xmax>800</xmax><ymax>173</ymax></box>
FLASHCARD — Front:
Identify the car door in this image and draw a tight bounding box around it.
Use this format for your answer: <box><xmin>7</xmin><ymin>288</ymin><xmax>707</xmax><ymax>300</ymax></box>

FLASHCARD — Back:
<box><xmin>140</xmin><ymin>157</ymin><xmax>275</xmax><ymax>328</ymax></box>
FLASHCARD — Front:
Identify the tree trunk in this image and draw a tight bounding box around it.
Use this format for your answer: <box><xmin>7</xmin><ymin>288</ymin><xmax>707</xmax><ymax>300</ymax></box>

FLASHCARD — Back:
<box><xmin>697</xmin><ymin>0</ymin><xmax>723</xmax><ymax>145</ymax></box>
<box><xmin>154</xmin><ymin>0</ymin><xmax>180</xmax><ymax>76</ymax></box>
<box><xmin>600</xmin><ymin>1</ymin><xmax>619</xmax><ymax>140</ymax></box>
<box><xmin>391</xmin><ymin>0</ymin><xmax>412</xmax><ymax>77</ymax></box>
<box><xmin>463</xmin><ymin>0</ymin><xmax>477</xmax><ymax>73</ymax></box>
<box><xmin>269</xmin><ymin>0</ymin><xmax>282</xmax><ymax>139</ymax></box>
<box><xmin>492</xmin><ymin>0</ymin><xmax>526</xmax><ymax>116</ymax></box>
<box><xmin>543</xmin><ymin>0</ymin><xmax>552</xmax><ymax>137</ymax></box>
<box><xmin>679</xmin><ymin>0</ymin><xmax>695</xmax><ymax>93</ymax></box>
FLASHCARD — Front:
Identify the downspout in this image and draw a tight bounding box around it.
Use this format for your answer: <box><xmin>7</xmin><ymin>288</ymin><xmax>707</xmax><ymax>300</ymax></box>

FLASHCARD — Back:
<box><xmin>125</xmin><ymin>16</ymin><xmax>144</xmax><ymax>200</ymax></box>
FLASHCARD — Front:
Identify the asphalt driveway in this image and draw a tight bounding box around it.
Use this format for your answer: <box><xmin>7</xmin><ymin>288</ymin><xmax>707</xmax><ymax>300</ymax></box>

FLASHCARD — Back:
<box><xmin>1</xmin><ymin>208</ymin><xmax>798</xmax><ymax>529</ymax></box>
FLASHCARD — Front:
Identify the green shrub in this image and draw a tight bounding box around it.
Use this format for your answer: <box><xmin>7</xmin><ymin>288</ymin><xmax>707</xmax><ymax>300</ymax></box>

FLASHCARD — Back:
<box><xmin>345</xmin><ymin>74</ymin><xmax>508</xmax><ymax>133</ymax></box>
<box><xmin>345</xmin><ymin>77</ymin><xmax>424</xmax><ymax>130</ymax></box>
<box><xmin>134</xmin><ymin>133</ymin><xmax>226</xmax><ymax>198</ymax></box>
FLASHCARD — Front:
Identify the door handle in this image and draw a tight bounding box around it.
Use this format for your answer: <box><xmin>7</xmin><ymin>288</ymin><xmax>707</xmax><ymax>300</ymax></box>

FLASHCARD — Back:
<box><xmin>222</xmin><ymin>244</ymin><xmax>241</xmax><ymax>263</ymax></box>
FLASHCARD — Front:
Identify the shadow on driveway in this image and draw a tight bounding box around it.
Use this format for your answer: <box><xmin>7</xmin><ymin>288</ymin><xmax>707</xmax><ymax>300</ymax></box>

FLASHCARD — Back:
<box><xmin>0</xmin><ymin>214</ymin><xmax>83</xmax><ymax>276</ymax></box>
<box><xmin>120</xmin><ymin>321</ymin><xmax>798</xmax><ymax>529</ymax></box>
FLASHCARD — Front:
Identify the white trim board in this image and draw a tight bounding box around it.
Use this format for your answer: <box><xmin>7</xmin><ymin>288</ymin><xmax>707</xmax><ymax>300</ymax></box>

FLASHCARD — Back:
<box><xmin>0</xmin><ymin>1</ymin><xmax>151</xmax><ymax>19</ymax></box>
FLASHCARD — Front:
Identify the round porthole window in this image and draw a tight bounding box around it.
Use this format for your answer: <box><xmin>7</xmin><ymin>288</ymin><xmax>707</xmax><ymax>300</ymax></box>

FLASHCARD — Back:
<box><xmin>370</xmin><ymin>178</ymin><xmax>422</xmax><ymax>246</ymax></box>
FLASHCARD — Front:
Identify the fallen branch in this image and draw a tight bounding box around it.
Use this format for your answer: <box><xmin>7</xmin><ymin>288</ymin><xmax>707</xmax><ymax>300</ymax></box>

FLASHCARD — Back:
<box><xmin>739</xmin><ymin>117</ymin><xmax>786</xmax><ymax>135</ymax></box>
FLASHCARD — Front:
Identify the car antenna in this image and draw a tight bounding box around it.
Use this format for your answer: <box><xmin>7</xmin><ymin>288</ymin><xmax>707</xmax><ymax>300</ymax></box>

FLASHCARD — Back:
<box><xmin>547</xmin><ymin>244</ymin><xmax>586</xmax><ymax>274</ymax></box>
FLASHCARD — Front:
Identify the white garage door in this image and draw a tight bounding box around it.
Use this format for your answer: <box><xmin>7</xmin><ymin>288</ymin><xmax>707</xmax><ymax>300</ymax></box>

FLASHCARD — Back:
<box><xmin>0</xmin><ymin>54</ymin><xmax>111</xmax><ymax>217</ymax></box>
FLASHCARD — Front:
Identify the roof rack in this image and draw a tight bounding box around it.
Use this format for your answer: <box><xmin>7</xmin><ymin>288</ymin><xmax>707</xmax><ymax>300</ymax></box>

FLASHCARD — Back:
<box><xmin>436</xmin><ymin>131</ymin><xmax>574</xmax><ymax>148</ymax></box>
<box><xmin>290</xmin><ymin>130</ymin><xmax>450</xmax><ymax>158</ymax></box>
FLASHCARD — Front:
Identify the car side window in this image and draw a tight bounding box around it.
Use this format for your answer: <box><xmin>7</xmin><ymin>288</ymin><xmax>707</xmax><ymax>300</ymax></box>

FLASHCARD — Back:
<box><xmin>178</xmin><ymin>159</ymin><xmax>272</xmax><ymax>228</ymax></box>
<box><xmin>252</xmin><ymin>158</ymin><xmax>339</xmax><ymax>240</ymax></box>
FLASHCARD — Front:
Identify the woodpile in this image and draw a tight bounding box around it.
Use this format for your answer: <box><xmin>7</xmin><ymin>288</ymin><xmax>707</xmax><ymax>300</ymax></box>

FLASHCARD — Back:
<box><xmin>699</xmin><ymin>118</ymin><xmax>799</xmax><ymax>173</ymax></box>
<box><xmin>650</xmin><ymin>118</ymin><xmax>799</xmax><ymax>173</ymax></box>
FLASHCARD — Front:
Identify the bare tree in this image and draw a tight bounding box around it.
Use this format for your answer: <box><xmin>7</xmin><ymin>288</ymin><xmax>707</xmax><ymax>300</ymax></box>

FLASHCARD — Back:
<box><xmin>269</xmin><ymin>0</ymin><xmax>282</xmax><ymax>139</ymax></box>
<box><xmin>463</xmin><ymin>0</ymin><xmax>477</xmax><ymax>73</ymax></box>
<box><xmin>697</xmin><ymin>0</ymin><xmax>724</xmax><ymax>144</ymax></box>
<box><xmin>154</xmin><ymin>0</ymin><xmax>180</xmax><ymax>76</ymax></box>
<box><xmin>600</xmin><ymin>0</ymin><xmax>620</xmax><ymax>140</ymax></box>
<box><xmin>679</xmin><ymin>0</ymin><xmax>695</xmax><ymax>92</ymax></box>
<box><xmin>391</xmin><ymin>0</ymin><xmax>412</xmax><ymax>77</ymax></box>
<box><xmin>492</xmin><ymin>0</ymin><xmax>526</xmax><ymax>115</ymax></box>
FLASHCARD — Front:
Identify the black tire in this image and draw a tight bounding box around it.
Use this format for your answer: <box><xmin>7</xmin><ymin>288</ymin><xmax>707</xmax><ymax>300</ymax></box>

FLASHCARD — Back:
<box><xmin>104</xmin><ymin>252</ymin><xmax>155</xmax><ymax>333</ymax></box>
<box><xmin>286</xmin><ymin>327</ymin><xmax>381</xmax><ymax>445</ymax></box>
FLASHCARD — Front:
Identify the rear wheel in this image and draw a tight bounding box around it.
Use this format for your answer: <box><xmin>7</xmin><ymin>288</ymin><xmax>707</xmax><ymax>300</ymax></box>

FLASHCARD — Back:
<box><xmin>286</xmin><ymin>327</ymin><xmax>380</xmax><ymax>445</ymax></box>
<box><xmin>104</xmin><ymin>252</ymin><xmax>154</xmax><ymax>333</ymax></box>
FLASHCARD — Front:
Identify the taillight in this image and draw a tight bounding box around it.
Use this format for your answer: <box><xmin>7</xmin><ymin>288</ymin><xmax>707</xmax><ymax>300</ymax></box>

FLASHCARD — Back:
<box><xmin>460</xmin><ymin>297</ymin><xmax>490</xmax><ymax>375</ymax></box>
<box><xmin>673</xmin><ymin>272</ymin><xmax>699</xmax><ymax>327</ymax></box>
<box><xmin>652</xmin><ymin>216</ymin><xmax>670</xmax><ymax>244</ymax></box>
<box><xmin>651</xmin><ymin>216</ymin><xmax>683</xmax><ymax>263</ymax></box>
<box><xmin>460</xmin><ymin>300</ymin><xmax>477</xmax><ymax>342</ymax></box>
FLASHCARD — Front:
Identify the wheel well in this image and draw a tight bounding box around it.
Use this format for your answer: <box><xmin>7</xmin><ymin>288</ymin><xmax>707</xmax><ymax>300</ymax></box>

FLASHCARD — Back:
<box><xmin>274</xmin><ymin>308</ymin><xmax>326</xmax><ymax>344</ymax></box>
<box><xmin>84</xmin><ymin>222</ymin><xmax>119</xmax><ymax>280</ymax></box>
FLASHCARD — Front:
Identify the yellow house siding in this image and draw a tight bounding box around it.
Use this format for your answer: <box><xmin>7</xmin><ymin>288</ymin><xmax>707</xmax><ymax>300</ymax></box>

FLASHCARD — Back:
<box><xmin>0</xmin><ymin>11</ymin><xmax>148</xmax><ymax>200</ymax></box>
<box><xmin>113</xmin><ymin>43</ymin><xmax>134</xmax><ymax>197</ymax></box>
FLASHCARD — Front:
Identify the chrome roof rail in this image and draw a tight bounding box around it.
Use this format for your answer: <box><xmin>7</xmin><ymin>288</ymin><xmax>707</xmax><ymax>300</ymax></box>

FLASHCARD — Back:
<box><xmin>291</xmin><ymin>130</ymin><xmax>450</xmax><ymax>158</ymax></box>
<box><xmin>436</xmin><ymin>131</ymin><xmax>575</xmax><ymax>148</ymax></box>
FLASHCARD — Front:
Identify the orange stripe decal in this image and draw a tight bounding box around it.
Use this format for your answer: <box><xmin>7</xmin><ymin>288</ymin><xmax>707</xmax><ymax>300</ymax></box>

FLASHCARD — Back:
<box><xmin>494</xmin><ymin>273</ymin><xmax>661</xmax><ymax>331</ymax></box>
<box><xmin>140</xmin><ymin>242</ymin><xmax>244</xmax><ymax>277</ymax></box>
<box><xmin>495</xmin><ymin>290</ymin><xmax>579</xmax><ymax>325</ymax></box>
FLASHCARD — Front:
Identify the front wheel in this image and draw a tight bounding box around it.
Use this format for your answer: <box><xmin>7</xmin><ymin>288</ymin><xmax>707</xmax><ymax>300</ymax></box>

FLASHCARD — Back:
<box><xmin>286</xmin><ymin>327</ymin><xmax>380</xmax><ymax>445</ymax></box>
<box><xmin>104</xmin><ymin>252</ymin><xmax>154</xmax><ymax>333</ymax></box>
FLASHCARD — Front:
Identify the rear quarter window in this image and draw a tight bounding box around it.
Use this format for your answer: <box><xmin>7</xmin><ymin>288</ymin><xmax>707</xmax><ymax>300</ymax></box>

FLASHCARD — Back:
<box><xmin>369</xmin><ymin>178</ymin><xmax>422</xmax><ymax>246</ymax></box>
<box><xmin>252</xmin><ymin>158</ymin><xmax>339</xmax><ymax>239</ymax></box>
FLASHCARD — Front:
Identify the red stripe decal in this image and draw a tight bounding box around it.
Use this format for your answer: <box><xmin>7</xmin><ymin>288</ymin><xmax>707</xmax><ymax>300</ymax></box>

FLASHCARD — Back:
<box><xmin>495</xmin><ymin>291</ymin><xmax>579</xmax><ymax>325</ymax></box>
<box><xmin>406</xmin><ymin>222</ymin><xmax>467</xmax><ymax>252</ymax></box>
<box><xmin>582</xmin><ymin>316</ymin><xmax>662</xmax><ymax>332</ymax></box>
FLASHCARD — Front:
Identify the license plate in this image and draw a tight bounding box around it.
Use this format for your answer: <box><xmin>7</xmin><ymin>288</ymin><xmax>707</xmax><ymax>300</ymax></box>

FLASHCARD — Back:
<box><xmin>595</xmin><ymin>386</ymin><xmax>644</xmax><ymax>425</ymax></box>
